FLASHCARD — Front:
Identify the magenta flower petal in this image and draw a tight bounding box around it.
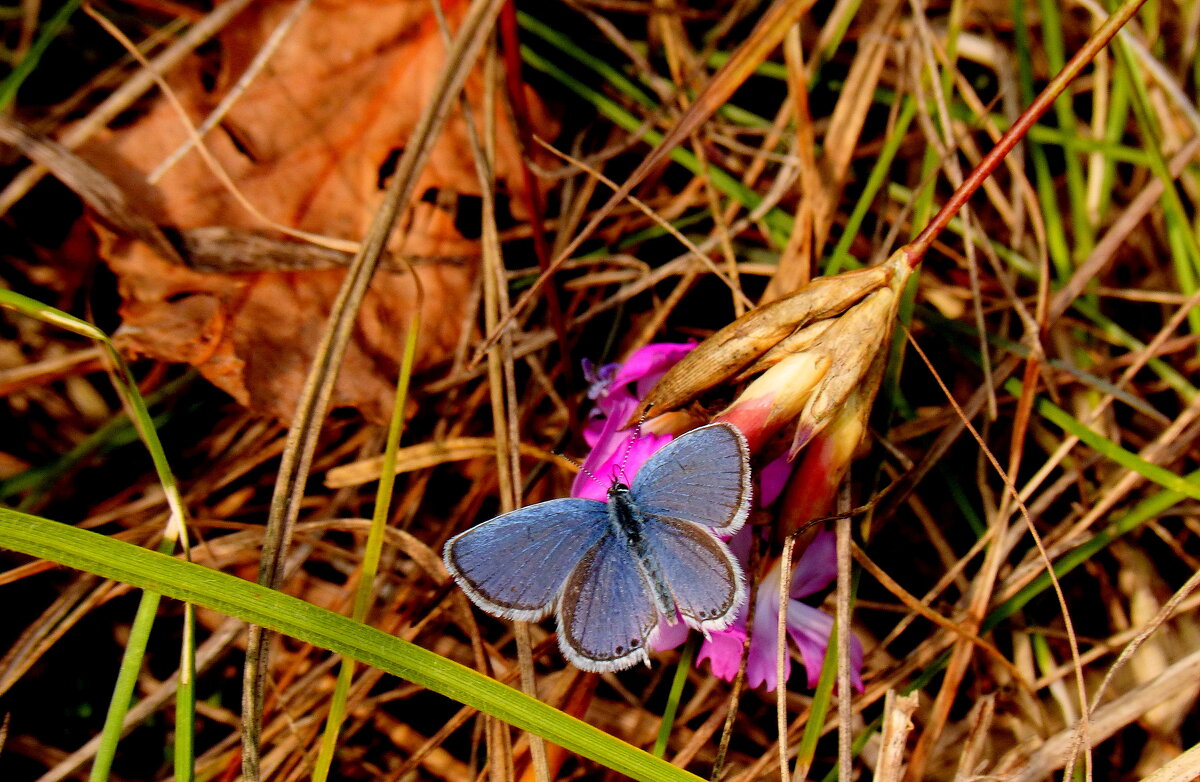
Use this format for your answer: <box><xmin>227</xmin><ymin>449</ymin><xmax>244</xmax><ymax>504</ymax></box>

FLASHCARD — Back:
<box><xmin>697</xmin><ymin>532</ymin><xmax>863</xmax><ymax>693</ymax></box>
<box><xmin>572</xmin><ymin>425</ymin><xmax>671</xmax><ymax>500</ymax></box>
<box><xmin>697</xmin><ymin>623</ymin><xmax>748</xmax><ymax>681</ymax></box>
<box><xmin>581</xmin><ymin>389</ymin><xmax>636</xmax><ymax>451</ymax></box>
<box><xmin>572</xmin><ymin>343</ymin><xmax>695</xmax><ymax>500</ymax></box>
<box><xmin>784</xmin><ymin>600</ymin><xmax>865</xmax><ymax>691</ymax></box>
<box><xmin>745</xmin><ymin>649</ymin><xmax>779</xmax><ymax>691</ymax></box>
<box><xmin>726</xmin><ymin>526</ymin><xmax>752</xmax><ymax>558</ymax></box>
<box><xmin>649</xmin><ymin>615</ymin><xmax>691</xmax><ymax>652</ymax></box>
<box><xmin>744</xmin><ymin>566</ymin><xmax>787</xmax><ymax>691</ymax></box>
<box><xmin>790</xmin><ymin>530</ymin><xmax>838</xmax><ymax>599</ymax></box>
<box><xmin>758</xmin><ymin>453</ymin><xmax>794</xmax><ymax>507</ymax></box>
<box><xmin>609</xmin><ymin>342</ymin><xmax>696</xmax><ymax>400</ymax></box>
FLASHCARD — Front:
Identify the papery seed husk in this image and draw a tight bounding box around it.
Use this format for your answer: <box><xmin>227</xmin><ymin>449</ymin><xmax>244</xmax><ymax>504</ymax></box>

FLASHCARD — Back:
<box><xmin>787</xmin><ymin>248</ymin><xmax>914</xmax><ymax>455</ymax></box>
<box><xmin>790</xmin><ymin>287</ymin><xmax>895</xmax><ymax>456</ymax></box>
<box><xmin>634</xmin><ymin>264</ymin><xmax>893</xmax><ymax>424</ymax></box>
<box><xmin>734</xmin><ymin>319</ymin><xmax>836</xmax><ymax>382</ymax></box>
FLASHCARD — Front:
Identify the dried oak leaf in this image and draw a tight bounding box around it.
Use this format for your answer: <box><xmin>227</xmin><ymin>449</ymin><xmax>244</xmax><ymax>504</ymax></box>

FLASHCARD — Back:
<box><xmin>78</xmin><ymin>0</ymin><xmax>554</xmax><ymax>422</ymax></box>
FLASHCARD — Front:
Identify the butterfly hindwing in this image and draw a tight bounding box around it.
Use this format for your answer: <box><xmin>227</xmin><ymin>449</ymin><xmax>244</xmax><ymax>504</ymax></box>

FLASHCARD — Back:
<box><xmin>631</xmin><ymin>422</ymin><xmax>752</xmax><ymax>533</ymax></box>
<box><xmin>640</xmin><ymin>516</ymin><xmax>745</xmax><ymax>633</ymax></box>
<box><xmin>443</xmin><ymin>498</ymin><xmax>610</xmax><ymax>621</ymax></box>
<box><xmin>557</xmin><ymin>531</ymin><xmax>659</xmax><ymax>673</ymax></box>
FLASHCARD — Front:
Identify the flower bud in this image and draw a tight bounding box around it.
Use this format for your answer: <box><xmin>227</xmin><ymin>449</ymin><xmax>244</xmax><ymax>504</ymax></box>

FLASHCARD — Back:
<box><xmin>716</xmin><ymin>349</ymin><xmax>830</xmax><ymax>453</ymax></box>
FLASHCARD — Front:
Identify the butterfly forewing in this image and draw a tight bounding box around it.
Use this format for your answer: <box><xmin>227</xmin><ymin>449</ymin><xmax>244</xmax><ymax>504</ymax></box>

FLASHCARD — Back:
<box><xmin>443</xmin><ymin>498</ymin><xmax>609</xmax><ymax>621</ymax></box>
<box><xmin>557</xmin><ymin>532</ymin><xmax>659</xmax><ymax>673</ymax></box>
<box><xmin>631</xmin><ymin>422</ymin><xmax>752</xmax><ymax>532</ymax></box>
<box><xmin>640</xmin><ymin>517</ymin><xmax>745</xmax><ymax>632</ymax></box>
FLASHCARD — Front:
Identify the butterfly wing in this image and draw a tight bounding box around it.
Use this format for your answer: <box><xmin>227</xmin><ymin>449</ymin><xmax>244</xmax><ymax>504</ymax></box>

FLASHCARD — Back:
<box><xmin>639</xmin><ymin>517</ymin><xmax>745</xmax><ymax>634</ymax></box>
<box><xmin>443</xmin><ymin>499</ymin><xmax>610</xmax><ymax>622</ymax></box>
<box><xmin>557</xmin><ymin>532</ymin><xmax>660</xmax><ymax>673</ymax></box>
<box><xmin>631</xmin><ymin>422</ymin><xmax>752</xmax><ymax>533</ymax></box>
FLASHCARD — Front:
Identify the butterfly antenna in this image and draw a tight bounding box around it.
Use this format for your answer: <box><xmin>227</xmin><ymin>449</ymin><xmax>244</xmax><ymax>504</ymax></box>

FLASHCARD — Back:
<box><xmin>559</xmin><ymin>451</ymin><xmax>607</xmax><ymax>490</ymax></box>
<box><xmin>616</xmin><ymin>410</ymin><xmax>649</xmax><ymax>485</ymax></box>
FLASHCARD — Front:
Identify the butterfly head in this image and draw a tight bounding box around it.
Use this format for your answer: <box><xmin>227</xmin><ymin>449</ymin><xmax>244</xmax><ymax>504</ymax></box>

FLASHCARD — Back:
<box><xmin>607</xmin><ymin>481</ymin><xmax>633</xmax><ymax>503</ymax></box>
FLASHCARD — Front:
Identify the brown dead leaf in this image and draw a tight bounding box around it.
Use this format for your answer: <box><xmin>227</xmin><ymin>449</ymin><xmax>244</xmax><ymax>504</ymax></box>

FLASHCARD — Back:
<box><xmin>77</xmin><ymin>0</ymin><xmax>555</xmax><ymax>422</ymax></box>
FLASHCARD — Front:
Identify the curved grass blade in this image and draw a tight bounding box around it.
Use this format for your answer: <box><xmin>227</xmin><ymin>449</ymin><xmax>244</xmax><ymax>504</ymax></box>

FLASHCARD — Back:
<box><xmin>0</xmin><ymin>508</ymin><xmax>704</xmax><ymax>782</ymax></box>
<box><xmin>0</xmin><ymin>289</ymin><xmax>194</xmax><ymax>781</ymax></box>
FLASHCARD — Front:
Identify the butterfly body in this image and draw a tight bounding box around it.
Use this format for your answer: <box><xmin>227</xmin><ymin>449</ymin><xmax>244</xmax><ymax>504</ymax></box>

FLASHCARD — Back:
<box><xmin>600</xmin><ymin>482</ymin><xmax>678</xmax><ymax>617</ymax></box>
<box><xmin>444</xmin><ymin>422</ymin><xmax>752</xmax><ymax>673</ymax></box>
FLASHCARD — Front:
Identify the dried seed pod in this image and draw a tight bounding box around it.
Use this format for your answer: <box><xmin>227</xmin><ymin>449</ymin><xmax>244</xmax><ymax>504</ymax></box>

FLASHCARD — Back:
<box><xmin>734</xmin><ymin>319</ymin><xmax>835</xmax><ymax>382</ymax></box>
<box><xmin>789</xmin><ymin>287</ymin><xmax>895</xmax><ymax>454</ymax></box>
<box><xmin>634</xmin><ymin>263</ymin><xmax>893</xmax><ymax>423</ymax></box>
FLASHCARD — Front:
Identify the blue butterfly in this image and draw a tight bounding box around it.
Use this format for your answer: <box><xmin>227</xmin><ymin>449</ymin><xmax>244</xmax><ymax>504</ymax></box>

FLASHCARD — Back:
<box><xmin>443</xmin><ymin>422</ymin><xmax>752</xmax><ymax>673</ymax></box>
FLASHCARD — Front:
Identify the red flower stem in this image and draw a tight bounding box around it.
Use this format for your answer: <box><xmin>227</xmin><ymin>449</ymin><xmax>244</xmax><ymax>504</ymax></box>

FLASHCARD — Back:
<box><xmin>903</xmin><ymin>3</ymin><xmax>1149</xmax><ymax>781</ymax></box>
<box><xmin>907</xmin><ymin>0</ymin><xmax>1150</xmax><ymax>268</ymax></box>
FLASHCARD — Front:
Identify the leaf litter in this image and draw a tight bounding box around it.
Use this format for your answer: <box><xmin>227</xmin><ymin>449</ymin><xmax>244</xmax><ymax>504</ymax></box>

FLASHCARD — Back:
<box><xmin>77</xmin><ymin>0</ymin><xmax>555</xmax><ymax>422</ymax></box>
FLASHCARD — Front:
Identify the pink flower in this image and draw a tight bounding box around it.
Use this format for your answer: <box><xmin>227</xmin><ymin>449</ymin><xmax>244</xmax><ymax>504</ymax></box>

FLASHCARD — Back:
<box><xmin>572</xmin><ymin>343</ymin><xmax>695</xmax><ymax>500</ymax></box>
<box><xmin>573</xmin><ymin>341</ymin><xmax>862</xmax><ymax>693</ymax></box>
<box><xmin>696</xmin><ymin>530</ymin><xmax>864</xmax><ymax>692</ymax></box>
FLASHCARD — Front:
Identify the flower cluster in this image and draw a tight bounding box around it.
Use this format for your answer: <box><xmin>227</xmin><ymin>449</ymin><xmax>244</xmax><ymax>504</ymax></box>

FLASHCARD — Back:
<box><xmin>577</xmin><ymin>342</ymin><xmax>865</xmax><ymax>692</ymax></box>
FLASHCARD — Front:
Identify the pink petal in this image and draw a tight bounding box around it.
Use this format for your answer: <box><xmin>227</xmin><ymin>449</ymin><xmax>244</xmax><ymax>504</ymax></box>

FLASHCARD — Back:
<box><xmin>697</xmin><ymin>624</ymin><xmax>748</xmax><ymax>681</ymax></box>
<box><xmin>574</xmin><ymin>342</ymin><xmax>693</xmax><ymax>499</ymax></box>
<box><xmin>610</xmin><ymin>342</ymin><xmax>696</xmax><ymax>399</ymax></box>
<box><xmin>572</xmin><ymin>425</ymin><xmax>672</xmax><ymax>500</ymax></box>
<box><xmin>784</xmin><ymin>601</ymin><xmax>864</xmax><ymax>692</ymax></box>
<box><xmin>733</xmin><ymin>556</ymin><xmax>865</xmax><ymax>693</ymax></box>
<box><xmin>744</xmin><ymin>567</ymin><xmax>788</xmax><ymax>692</ymax></box>
<box><xmin>758</xmin><ymin>453</ymin><xmax>794</xmax><ymax>507</ymax></box>
<box><xmin>789</xmin><ymin>530</ymin><xmax>838</xmax><ymax>599</ymax></box>
<box><xmin>745</xmin><ymin>637</ymin><xmax>788</xmax><ymax>691</ymax></box>
<box><xmin>649</xmin><ymin>615</ymin><xmax>691</xmax><ymax>652</ymax></box>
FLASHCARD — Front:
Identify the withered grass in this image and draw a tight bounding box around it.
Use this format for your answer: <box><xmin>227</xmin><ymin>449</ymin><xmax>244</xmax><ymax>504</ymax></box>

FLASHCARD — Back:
<box><xmin>2</xmin><ymin>1</ymin><xmax>1199</xmax><ymax>780</ymax></box>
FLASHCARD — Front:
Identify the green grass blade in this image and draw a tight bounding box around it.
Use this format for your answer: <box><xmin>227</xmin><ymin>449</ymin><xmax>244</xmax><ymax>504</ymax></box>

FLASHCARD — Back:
<box><xmin>89</xmin><ymin>592</ymin><xmax>163</xmax><ymax>782</ymax></box>
<box><xmin>1001</xmin><ymin>380</ymin><xmax>1200</xmax><ymax>501</ymax></box>
<box><xmin>0</xmin><ymin>290</ymin><xmax>190</xmax><ymax>542</ymax></box>
<box><xmin>313</xmin><ymin>314</ymin><xmax>421</xmax><ymax>780</ymax></box>
<box><xmin>0</xmin><ymin>289</ymin><xmax>196</xmax><ymax>781</ymax></box>
<box><xmin>985</xmin><ymin>467</ymin><xmax>1200</xmax><ymax>629</ymax></box>
<box><xmin>826</xmin><ymin>97</ymin><xmax>917</xmax><ymax>274</ymax></box>
<box><xmin>517</xmin><ymin>47</ymin><xmax>793</xmax><ymax>244</ymax></box>
<box><xmin>0</xmin><ymin>509</ymin><xmax>704</xmax><ymax>782</ymax></box>
<box><xmin>1037</xmin><ymin>0</ymin><xmax>1095</xmax><ymax>261</ymax></box>
<box><xmin>0</xmin><ymin>405</ymin><xmax>168</xmax><ymax>504</ymax></box>
<box><xmin>517</xmin><ymin>11</ymin><xmax>657</xmax><ymax>109</ymax></box>
<box><xmin>0</xmin><ymin>0</ymin><xmax>82</xmax><ymax>110</ymax></box>
<box><xmin>921</xmin><ymin>305</ymin><xmax>1171</xmax><ymax>420</ymax></box>
<box><xmin>880</xmin><ymin>186</ymin><xmax>1199</xmax><ymax>402</ymax></box>
<box><xmin>1111</xmin><ymin>31</ymin><xmax>1200</xmax><ymax>339</ymax></box>
<box><xmin>922</xmin><ymin>308</ymin><xmax>1200</xmax><ymax>500</ymax></box>
<box><xmin>653</xmin><ymin>635</ymin><xmax>696</xmax><ymax>758</ymax></box>
<box><xmin>794</xmin><ymin>623</ymin><xmax>839</xmax><ymax>774</ymax></box>
<box><xmin>1012</xmin><ymin>0</ymin><xmax>1072</xmax><ymax>281</ymax></box>
<box><xmin>174</xmin><ymin>603</ymin><xmax>196</xmax><ymax>782</ymax></box>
